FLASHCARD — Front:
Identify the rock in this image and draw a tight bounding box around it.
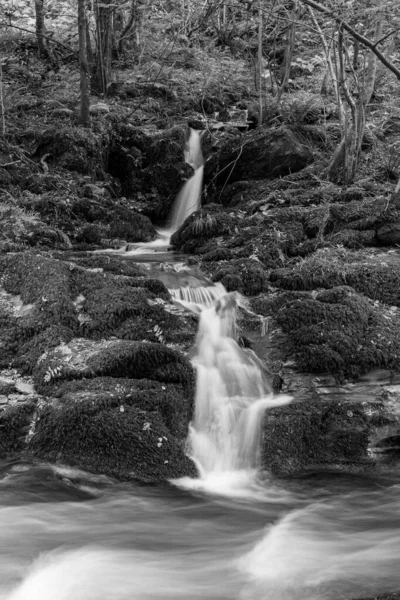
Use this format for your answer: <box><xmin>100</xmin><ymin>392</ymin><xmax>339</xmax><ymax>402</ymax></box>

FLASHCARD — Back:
<box><xmin>377</xmin><ymin>222</ymin><xmax>400</xmax><ymax>245</ymax></box>
<box><xmin>0</xmin><ymin>402</ymin><xmax>36</xmax><ymax>454</ymax></box>
<box><xmin>33</xmin><ymin>338</ymin><xmax>195</xmax><ymax>398</ymax></box>
<box><xmin>30</xmin><ymin>399</ymin><xmax>196</xmax><ymax>483</ymax></box>
<box><xmin>270</xmin><ymin>247</ymin><xmax>400</xmax><ymax>308</ymax></box>
<box><xmin>108</xmin><ymin>124</ymin><xmax>192</xmax><ymax>220</ymax></box>
<box><xmin>89</xmin><ymin>103</ymin><xmax>110</xmax><ymax>114</ymax></box>
<box><xmin>262</xmin><ymin>392</ymin><xmax>400</xmax><ymax>476</ymax></box>
<box><xmin>204</xmin><ymin>126</ymin><xmax>313</xmax><ymax>199</ymax></box>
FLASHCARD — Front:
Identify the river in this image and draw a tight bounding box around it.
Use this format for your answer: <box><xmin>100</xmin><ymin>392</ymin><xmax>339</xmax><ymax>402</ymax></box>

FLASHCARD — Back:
<box><xmin>1</xmin><ymin>460</ymin><xmax>400</xmax><ymax>600</ymax></box>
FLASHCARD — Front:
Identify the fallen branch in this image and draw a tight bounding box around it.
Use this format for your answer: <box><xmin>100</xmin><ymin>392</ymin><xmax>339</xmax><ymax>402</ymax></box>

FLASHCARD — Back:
<box><xmin>4</xmin><ymin>23</ymin><xmax>78</xmax><ymax>56</ymax></box>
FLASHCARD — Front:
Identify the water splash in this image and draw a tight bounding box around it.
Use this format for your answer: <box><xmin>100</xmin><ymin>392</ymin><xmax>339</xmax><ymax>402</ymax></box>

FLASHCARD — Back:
<box><xmin>175</xmin><ymin>291</ymin><xmax>292</xmax><ymax>497</ymax></box>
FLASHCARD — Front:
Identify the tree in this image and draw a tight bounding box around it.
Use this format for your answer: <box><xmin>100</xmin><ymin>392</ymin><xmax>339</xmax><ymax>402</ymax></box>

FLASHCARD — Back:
<box><xmin>34</xmin><ymin>0</ymin><xmax>49</xmax><ymax>56</ymax></box>
<box><xmin>78</xmin><ymin>0</ymin><xmax>91</xmax><ymax>126</ymax></box>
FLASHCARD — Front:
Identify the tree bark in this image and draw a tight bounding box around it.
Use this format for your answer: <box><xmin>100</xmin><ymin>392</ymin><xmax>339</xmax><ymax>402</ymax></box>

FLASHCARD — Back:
<box><xmin>78</xmin><ymin>0</ymin><xmax>91</xmax><ymax>127</ymax></box>
<box><xmin>94</xmin><ymin>0</ymin><xmax>113</xmax><ymax>95</ymax></box>
<box><xmin>34</xmin><ymin>0</ymin><xmax>48</xmax><ymax>56</ymax></box>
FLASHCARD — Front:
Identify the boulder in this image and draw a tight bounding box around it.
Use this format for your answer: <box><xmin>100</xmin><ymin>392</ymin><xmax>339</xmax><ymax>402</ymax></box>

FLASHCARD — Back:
<box><xmin>204</xmin><ymin>126</ymin><xmax>313</xmax><ymax>200</ymax></box>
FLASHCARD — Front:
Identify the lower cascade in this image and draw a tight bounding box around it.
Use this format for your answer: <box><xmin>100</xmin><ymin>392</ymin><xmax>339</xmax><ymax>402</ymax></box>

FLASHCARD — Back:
<box><xmin>180</xmin><ymin>290</ymin><xmax>292</xmax><ymax>484</ymax></box>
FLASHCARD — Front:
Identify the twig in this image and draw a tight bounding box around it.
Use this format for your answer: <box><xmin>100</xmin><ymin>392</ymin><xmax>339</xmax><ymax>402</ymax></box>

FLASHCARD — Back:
<box><xmin>0</xmin><ymin>160</ymin><xmax>21</xmax><ymax>167</ymax></box>
<box><xmin>4</xmin><ymin>23</ymin><xmax>78</xmax><ymax>56</ymax></box>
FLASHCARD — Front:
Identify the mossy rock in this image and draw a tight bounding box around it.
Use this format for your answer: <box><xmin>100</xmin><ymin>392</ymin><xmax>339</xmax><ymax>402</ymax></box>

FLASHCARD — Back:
<box><xmin>30</xmin><ymin>400</ymin><xmax>196</xmax><ymax>482</ymax></box>
<box><xmin>211</xmin><ymin>259</ymin><xmax>269</xmax><ymax>296</ymax></box>
<box><xmin>270</xmin><ymin>248</ymin><xmax>400</xmax><ymax>307</ymax></box>
<box><xmin>29</xmin><ymin>125</ymin><xmax>108</xmax><ymax>177</ymax></box>
<box><xmin>51</xmin><ymin>376</ymin><xmax>193</xmax><ymax>439</ymax></box>
<box><xmin>262</xmin><ymin>399</ymin><xmax>374</xmax><ymax>475</ymax></box>
<box><xmin>0</xmin><ymin>402</ymin><xmax>36</xmax><ymax>455</ymax></box>
<box><xmin>274</xmin><ymin>286</ymin><xmax>400</xmax><ymax>379</ymax></box>
<box><xmin>59</xmin><ymin>254</ymin><xmax>147</xmax><ymax>278</ymax></box>
<box><xmin>171</xmin><ymin>208</ymin><xmax>234</xmax><ymax>253</ymax></box>
<box><xmin>33</xmin><ymin>338</ymin><xmax>195</xmax><ymax>399</ymax></box>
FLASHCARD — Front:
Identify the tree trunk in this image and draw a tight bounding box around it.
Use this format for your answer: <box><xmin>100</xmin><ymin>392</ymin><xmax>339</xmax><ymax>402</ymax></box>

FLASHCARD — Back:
<box><xmin>78</xmin><ymin>0</ymin><xmax>91</xmax><ymax>127</ymax></box>
<box><xmin>0</xmin><ymin>60</ymin><xmax>5</xmax><ymax>136</ymax></box>
<box><xmin>94</xmin><ymin>0</ymin><xmax>113</xmax><ymax>95</ymax></box>
<box><xmin>34</xmin><ymin>0</ymin><xmax>48</xmax><ymax>56</ymax></box>
<box><xmin>257</xmin><ymin>0</ymin><xmax>263</xmax><ymax>125</ymax></box>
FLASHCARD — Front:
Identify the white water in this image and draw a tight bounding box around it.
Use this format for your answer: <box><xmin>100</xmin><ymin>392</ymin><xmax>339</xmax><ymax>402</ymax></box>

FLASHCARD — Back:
<box><xmin>165</xmin><ymin>127</ymin><xmax>204</xmax><ymax>237</ymax></box>
<box><xmin>175</xmin><ymin>291</ymin><xmax>292</xmax><ymax>497</ymax></box>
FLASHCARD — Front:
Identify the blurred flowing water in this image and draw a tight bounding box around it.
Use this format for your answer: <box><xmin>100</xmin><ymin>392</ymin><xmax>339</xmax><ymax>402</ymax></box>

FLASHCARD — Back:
<box><xmin>1</xmin><ymin>461</ymin><xmax>400</xmax><ymax>600</ymax></box>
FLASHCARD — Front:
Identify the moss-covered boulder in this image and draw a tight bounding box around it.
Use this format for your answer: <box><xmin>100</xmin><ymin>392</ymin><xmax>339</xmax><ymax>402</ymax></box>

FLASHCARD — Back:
<box><xmin>270</xmin><ymin>248</ymin><xmax>400</xmax><ymax>308</ymax></box>
<box><xmin>204</xmin><ymin>126</ymin><xmax>313</xmax><ymax>200</ymax></box>
<box><xmin>256</xmin><ymin>286</ymin><xmax>400</xmax><ymax>380</ymax></box>
<box><xmin>262</xmin><ymin>397</ymin><xmax>394</xmax><ymax>476</ymax></box>
<box><xmin>171</xmin><ymin>207</ymin><xmax>235</xmax><ymax>253</ymax></box>
<box><xmin>211</xmin><ymin>259</ymin><xmax>269</xmax><ymax>296</ymax></box>
<box><xmin>33</xmin><ymin>338</ymin><xmax>195</xmax><ymax>398</ymax></box>
<box><xmin>30</xmin><ymin>398</ymin><xmax>196</xmax><ymax>482</ymax></box>
<box><xmin>49</xmin><ymin>376</ymin><xmax>192</xmax><ymax>439</ymax></box>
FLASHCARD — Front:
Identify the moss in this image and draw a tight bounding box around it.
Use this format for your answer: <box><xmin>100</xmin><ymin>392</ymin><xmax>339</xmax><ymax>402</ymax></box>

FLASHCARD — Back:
<box><xmin>0</xmin><ymin>402</ymin><xmax>36</xmax><ymax>454</ymax></box>
<box><xmin>211</xmin><ymin>259</ymin><xmax>269</xmax><ymax>296</ymax></box>
<box><xmin>116</xmin><ymin>306</ymin><xmax>196</xmax><ymax>348</ymax></box>
<box><xmin>33</xmin><ymin>338</ymin><xmax>195</xmax><ymax>399</ymax></box>
<box><xmin>171</xmin><ymin>208</ymin><xmax>234</xmax><ymax>253</ymax></box>
<box><xmin>51</xmin><ymin>376</ymin><xmax>193</xmax><ymax>438</ymax></box>
<box><xmin>76</xmin><ymin>271</ymin><xmax>150</xmax><ymax>338</ymax></box>
<box><xmin>30</xmin><ymin>400</ymin><xmax>196</xmax><ymax>482</ymax></box>
<box><xmin>262</xmin><ymin>399</ymin><xmax>372</xmax><ymax>475</ymax></box>
<box><xmin>270</xmin><ymin>248</ymin><xmax>400</xmax><ymax>307</ymax></box>
<box><xmin>13</xmin><ymin>325</ymin><xmax>75</xmax><ymax>374</ymax></box>
<box><xmin>87</xmin><ymin>341</ymin><xmax>194</xmax><ymax>395</ymax></box>
<box><xmin>0</xmin><ymin>253</ymin><xmax>78</xmax><ymax>331</ymax></box>
<box><xmin>274</xmin><ymin>286</ymin><xmax>400</xmax><ymax>379</ymax></box>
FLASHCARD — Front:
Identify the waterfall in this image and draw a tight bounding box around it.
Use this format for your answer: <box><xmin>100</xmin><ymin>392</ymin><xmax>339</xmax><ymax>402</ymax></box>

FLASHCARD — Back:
<box><xmin>168</xmin><ymin>129</ymin><xmax>204</xmax><ymax>235</ymax></box>
<box><xmin>176</xmin><ymin>291</ymin><xmax>292</xmax><ymax>494</ymax></box>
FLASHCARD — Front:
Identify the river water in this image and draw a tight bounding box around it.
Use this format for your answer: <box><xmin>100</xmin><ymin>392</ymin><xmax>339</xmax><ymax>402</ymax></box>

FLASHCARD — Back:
<box><xmin>1</xmin><ymin>460</ymin><xmax>400</xmax><ymax>600</ymax></box>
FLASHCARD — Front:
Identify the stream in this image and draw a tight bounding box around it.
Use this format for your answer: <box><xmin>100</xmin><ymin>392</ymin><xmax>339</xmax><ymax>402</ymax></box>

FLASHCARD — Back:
<box><xmin>2</xmin><ymin>129</ymin><xmax>400</xmax><ymax>600</ymax></box>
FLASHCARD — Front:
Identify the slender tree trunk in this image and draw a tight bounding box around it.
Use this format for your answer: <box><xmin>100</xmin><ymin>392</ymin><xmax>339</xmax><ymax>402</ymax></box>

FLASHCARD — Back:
<box><xmin>257</xmin><ymin>0</ymin><xmax>263</xmax><ymax>125</ymax></box>
<box><xmin>277</xmin><ymin>1</ymin><xmax>297</xmax><ymax>104</ymax></box>
<box><xmin>0</xmin><ymin>60</ymin><xmax>5</xmax><ymax>136</ymax></box>
<box><xmin>34</xmin><ymin>0</ymin><xmax>48</xmax><ymax>56</ymax></box>
<box><xmin>94</xmin><ymin>0</ymin><xmax>113</xmax><ymax>95</ymax></box>
<box><xmin>78</xmin><ymin>0</ymin><xmax>91</xmax><ymax>127</ymax></box>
